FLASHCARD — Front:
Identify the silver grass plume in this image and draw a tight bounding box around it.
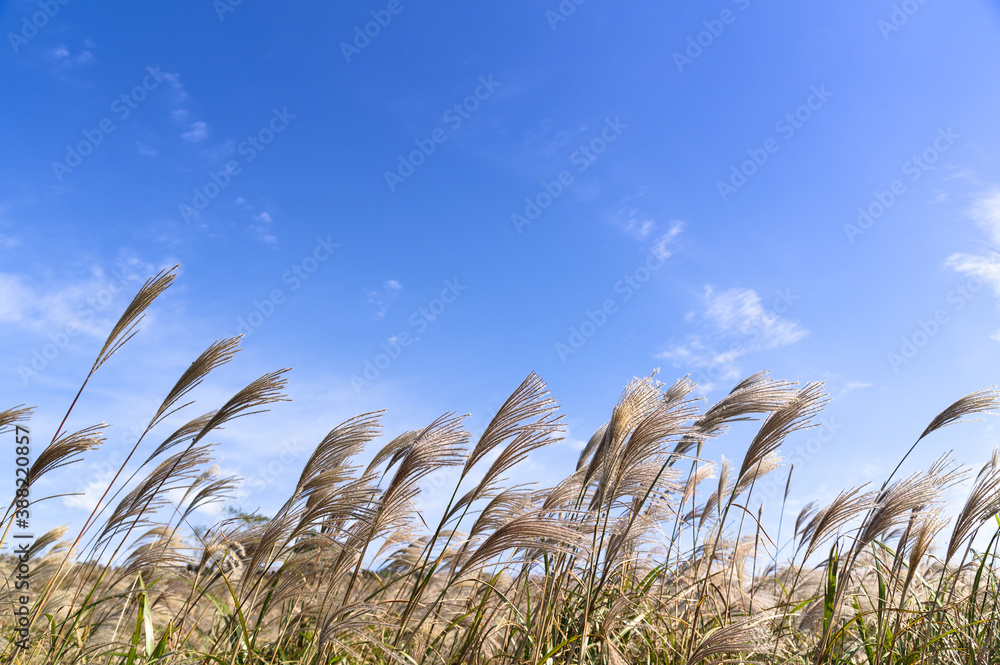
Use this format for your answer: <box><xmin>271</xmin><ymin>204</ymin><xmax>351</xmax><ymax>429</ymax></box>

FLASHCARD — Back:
<box><xmin>800</xmin><ymin>487</ymin><xmax>876</xmax><ymax>559</ymax></box>
<box><xmin>736</xmin><ymin>382</ymin><xmax>826</xmax><ymax>486</ymax></box>
<box><xmin>857</xmin><ymin>454</ymin><xmax>964</xmax><ymax>553</ymax></box>
<box><xmin>96</xmin><ymin>444</ymin><xmax>213</xmax><ymax>547</ymax></box>
<box><xmin>674</xmin><ymin>371</ymin><xmax>799</xmax><ymax>457</ymax></box>
<box><xmin>148</xmin><ymin>336</ymin><xmax>242</xmax><ymax>429</ymax></box>
<box><xmin>29</xmin><ymin>424</ymin><xmax>104</xmax><ymax>484</ymax></box>
<box><xmin>686</xmin><ymin>618</ymin><xmax>775</xmax><ymax>665</ymax></box>
<box><xmin>0</xmin><ymin>405</ymin><xmax>34</xmax><ymax>434</ymax></box>
<box><xmin>947</xmin><ymin>449</ymin><xmax>1000</xmax><ymax>562</ymax></box>
<box><xmin>190</xmin><ymin>369</ymin><xmax>291</xmax><ymax>446</ymax></box>
<box><xmin>92</xmin><ymin>266</ymin><xmax>178</xmax><ymax>372</ymax></box>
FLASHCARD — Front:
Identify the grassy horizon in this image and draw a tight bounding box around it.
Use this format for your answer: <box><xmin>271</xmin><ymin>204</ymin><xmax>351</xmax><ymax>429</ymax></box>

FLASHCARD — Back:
<box><xmin>4</xmin><ymin>267</ymin><xmax>1000</xmax><ymax>665</ymax></box>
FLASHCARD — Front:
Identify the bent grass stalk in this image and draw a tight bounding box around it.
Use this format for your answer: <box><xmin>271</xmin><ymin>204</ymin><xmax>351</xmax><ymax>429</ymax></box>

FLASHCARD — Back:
<box><xmin>6</xmin><ymin>268</ymin><xmax>1000</xmax><ymax>665</ymax></box>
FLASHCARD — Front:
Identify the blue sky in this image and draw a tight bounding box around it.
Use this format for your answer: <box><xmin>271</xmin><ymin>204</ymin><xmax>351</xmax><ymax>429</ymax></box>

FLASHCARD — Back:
<box><xmin>4</xmin><ymin>0</ymin><xmax>1000</xmax><ymax>536</ymax></box>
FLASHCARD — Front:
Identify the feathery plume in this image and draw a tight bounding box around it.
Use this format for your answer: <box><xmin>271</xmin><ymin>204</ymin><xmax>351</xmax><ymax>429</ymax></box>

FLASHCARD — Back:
<box><xmin>29</xmin><ymin>424</ymin><xmax>104</xmax><ymax>483</ymax></box>
<box><xmin>149</xmin><ymin>336</ymin><xmax>242</xmax><ymax>428</ymax></box>
<box><xmin>92</xmin><ymin>266</ymin><xmax>178</xmax><ymax>372</ymax></box>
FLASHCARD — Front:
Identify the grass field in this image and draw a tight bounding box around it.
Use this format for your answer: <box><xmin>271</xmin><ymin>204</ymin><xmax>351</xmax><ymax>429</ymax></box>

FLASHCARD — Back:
<box><xmin>4</xmin><ymin>267</ymin><xmax>1000</xmax><ymax>664</ymax></box>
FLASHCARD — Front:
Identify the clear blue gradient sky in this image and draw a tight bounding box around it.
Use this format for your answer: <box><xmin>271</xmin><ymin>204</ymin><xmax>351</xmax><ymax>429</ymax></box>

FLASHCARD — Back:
<box><xmin>3</xmin><ymin>0</ymin><xmax>1000</xmax><ymax>533</ymax></box>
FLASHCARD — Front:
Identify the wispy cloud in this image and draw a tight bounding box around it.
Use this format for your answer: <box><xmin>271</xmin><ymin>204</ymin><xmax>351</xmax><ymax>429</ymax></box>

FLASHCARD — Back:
<box><xmin>617</xmin><ymin>208</ymin><xmax>656</xmax><ymax>239</ymax></box>
<box><xmin>136</xmin><ymin>141</ymin><xmax>158</xmax><ymax>157</ymax></box>
<box><xmin>0</xmin><ymin>267</ymin><xmax>140</xmax><ymax>337</ymax></box>
<box><xmin>365</xmin><ymin>280</ymin><xmax>403</xmax><ymax>319</ymax></box>
<box><xmin>651</xmin><ymin>220</ymin><xmax>684</xmax><ymax>259</ymax></box>
<box><xmin>249</xmin><ymin>211</ymin><xmax>277</xmax><ymax>245</ymax></box>
<box><xmin>945</xmin><ymin>188</ymin><xmax>1000</xmax><ymax>340</ymax></box>
<box><xmin>843</xmin><ymin>381</ymin><xmax>872</xmax><ymax>393</ymax></box>
<box><xmin>657</xmin><ymin>285</ymin><xmax>808</xmax><ymax>390</ymax></box>
<box><xmin>181</xmin><ymin>120</ymin><xmax>210</xmax><ymax>143</ymax></box>
<box><xmin>47</xmin><ymin>40</ymin><xmax>95</xmax><ymax>69</ymax></box>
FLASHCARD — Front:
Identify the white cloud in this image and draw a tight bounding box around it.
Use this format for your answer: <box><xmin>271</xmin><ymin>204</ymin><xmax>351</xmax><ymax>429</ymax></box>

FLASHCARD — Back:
<box><xmin>970</xmin><ymin>188</ymin><xmax>1000</xmax><ymax>246</ymax></box>
<box><xmin>945</xmin><ymin>251</ymin><xmax>1000</xmax><ymax>295</ymax></box>
<box><xmin>657</xmin><ymin>285</ymin><xmax>808</xmax><ymax>390</ymax></box>
<box><xmin>945</xmin><ymin>188</ymin><xmax>1000</xmax><ymax>340</ymax></box>
<box><xmin>249</xmin><ymin>211</ymin><xmax>276</xmax><ymax>245</ymax></box>
<box><xmin>365</xmin><ymin>280</ymin><xmax>403</xmax><ymax>319</ymax></box>
<box><xmin>0</xmin><ymin>267</ymin><xmax>143</xmax><ymax>337</ymax></box>
<box><xmin>162</xmin><ymin>72</ymin><xmax>190</xmax><ymax>104</ymax></box>
<box><xmin>47</xmin><ymin>42</ymin><xmax>94</xmax><ymax>68</ymax></box>
<box><xmin>651</xmin><ymin>220</ymin><xmax>684</xmax><ymax>259</ymax></box>
<box><xmin>181</xmin><ymin>120</ymin><xmax>209</xmax><ymax>143</ymax></box>
<box><xmin>136</xmin><ymin>142</ymin><xmax>158</xmax><ymax>157</ymax></box>
<box><xmin>617</xmin><ymin>208</ymin><xmax>655</xmax><ymax>239</ymax></box>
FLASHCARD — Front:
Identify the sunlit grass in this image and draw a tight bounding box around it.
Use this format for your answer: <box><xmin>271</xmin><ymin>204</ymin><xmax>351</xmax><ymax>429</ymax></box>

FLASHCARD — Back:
<box><xmin>4</xmin><ymin>268</ymin><xmax>1000</xmax><ymax>665</ymax></box>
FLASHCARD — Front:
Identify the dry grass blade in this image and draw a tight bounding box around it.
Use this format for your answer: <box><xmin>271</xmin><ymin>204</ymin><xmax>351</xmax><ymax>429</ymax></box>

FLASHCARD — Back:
<box><xmin>801</xmin><ymin>486</ymin><xmax>875</xmax><ymax>559</ymax></box>
<box><xmin>696</xmin><ymin>456</ymin><xmax>732</xmax><ymax>529</ymax></box>
<box><xmin>27</xmin><ymin>525</ymin><xmax>69</xmax><ymax>559</ymax></box>
<box><xmin>149</xmin><ymin>336</ymin><xmax>242</xmax><ymax>428</ymax></box>
<box><xmin>919</xmin><ymin>387</ymin><xmax>1000</xmax><ymax>441</ymax></box>
<box><xmin>464</xmin><ymin>371</ymin><xmax>559</xmax><ymax>474</ymax></box>
<box><xmin>681</xmin><ymin>462</ymin><xmax>717</xmax><ymax>507</ymax></box>
<box><xmin>794</xmin><ymin>501</ymin><xmax>817</xmax><ymax>539</ymax></box>
<box><xmin>576</xmin><ymin>422</ymin><xmax>608</xmax><ymax>471</ymax></box>
<box><xmin>460</xmin><ymin>511</ymin><xmax>588</xmax><ymax>573</ymax></box>
<box><xmin>467</xmin><ymin>486</ymin><xmax>536</xmax><ymax>538</ymax></box>
<box><xmin>0</xmin><ymin>405</ymin><xmax>34</xmax><ymax>433</ymax></box>
<box><xmin>674</xmin><ymin>371</ymin><xmax>799</xmax><ymax>456</ymax></box>
<box><xmin>191</xmin><ymin>369</ymin><xmax>291</xmax><ymax>445</ymax></box>
<box><xmin>97</xmin><ymin>445</ymin><xmax>213</xmax><ymax>547</ymax></box>
<box><xmin>737</xmin><ymin>383</ymin><xmax>826</xmax><ymax>485</ymax></box>
<box><xmin>92</xmin><ymin>265</ymin><xmax>178</xmax><ymax>371</ymax></box>
<box><xmin>857</xmin><ymin>473</ymin><xmax>939</xmax><ymax>551</ymax></box>
<box><xmin>146</xmin><ymin>410</ymin><xmax>218</xmax><ymax>462</ymax></box>
<box><xmin>906</xmin><ymin>511</ymin><xmax>945</xmax><ymax>588</ymax></box>
<box><xmin>582</xmin><ymin>376</ymin><xmax>664</xmax><ymax>486</ymax></box>
<box><xmin>687</xmin><ymin>618</ymin><xmax>774</xmax><ymax>665</ymax></box>
<box><xmin>28</xmin><ymin>424</ymin><xmax>104</xmax><ymax>483</ymax></box>
<box><xmin>947</xmin><ymin>450</ymin><xmax>1000</xmax><ymax>562</ymax></box>
<box><xmin>182</xmin><ymin>470</ymin><xmax>240</xmax><ymax>519</ymax></box>
<box><xmin>733</xmin><ymin>451</ymin><xmax>784</xmax><ymax>501</ymax></box>
<box><xmin>364</xmin><ymin>429</ymin><xmax>420</xmax><ymax>478</ymax></box>
<box><xmin>297</xmin><ymin>412</ymin><xmax>383</xmax><ymax>496</ymax></box>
